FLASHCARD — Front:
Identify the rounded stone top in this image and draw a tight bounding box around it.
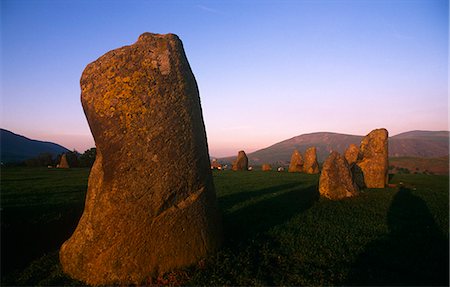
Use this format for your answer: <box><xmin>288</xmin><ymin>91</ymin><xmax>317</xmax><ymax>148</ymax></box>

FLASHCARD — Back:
<box><xmin>137</xmin><ymin>32</ymin><xmax>179</xmax><ymax>42</ymax></box>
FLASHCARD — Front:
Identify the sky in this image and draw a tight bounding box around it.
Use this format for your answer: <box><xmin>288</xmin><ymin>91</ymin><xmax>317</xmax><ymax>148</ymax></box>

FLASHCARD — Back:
<box><xmin>1</xmin><ymin>0</ymin><xmax>448</xmax><ymax>157</ymax></box>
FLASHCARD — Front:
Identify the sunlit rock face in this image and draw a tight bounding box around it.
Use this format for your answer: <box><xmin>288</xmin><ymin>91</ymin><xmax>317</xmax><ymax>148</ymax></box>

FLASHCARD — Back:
<box><xmin>303</xmin><ymin>147</ymin><xmax>319</xmax><ymax>174</ymax></box>
<box><xmin>232</xmin><ymin>150</ymin><xmax>248</xmax><ymax>171</ymax></box>
<box><xmin>319</xmin><ymin>151</ymin><xmax>359</xmax><ymax>200</ymax></box>
<box><xmin>288</xmin><ymin>149</ymin><xmax>304</xmax><ymax>172</ymax></box>
<box><xmin>356</xmin><ymin>128</ymin><xmax>389</xmax><ymax>188</ymax></box>
<box><xmin>59</xmin><ymin>32</ymin><xmax>222</xmax><ymax>285</ymax></box>
<box><xmin>344</xmin><ymin>144</ymin><xmax>360</xmax><ymax>165</ymax></box>
<box><xmin>58</xmin><ymin>153</ymin><xmax>70</xmax><ymax>168</ymax></box>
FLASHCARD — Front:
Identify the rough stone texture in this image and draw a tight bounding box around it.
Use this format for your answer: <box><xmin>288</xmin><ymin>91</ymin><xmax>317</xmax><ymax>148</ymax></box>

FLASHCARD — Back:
<box><xmin>319</xmin><ymin>151</ymin><xmax>359</xmax><ymax>200</ymax></box>
<box><xmin>261</xmin><ymin>164</ymin><xmax>272</xmax><ymax>171</ymax></box>
<box><xmin>58</xmin><ymin>153</ymin><xmax>70</xmax><ymax>168</ymax></box>
<box><xmin>59</xmin><ymin>33</ymin><xmax>222</xmax><ymax>285</ymax></box>
<box><xmin>288</xmin><ymin>149</ymin><xmax>304</xmax><ymax>172</ymax></box>
<box><xmin>232</xmin><ymin>150</ymin><xmax>248</xmax><ymax>171</ymax></box>
<box><xmin>303</xmin><ymin>147</ymin><xmax>319</xmax><ymax>174</ymax></box>
<box><xmin>344</xmin><ymin>144</ymin><xmax>360</xmax><ymax>165</ymax></box>
<box><xmin>356</xmin><ymin>128</ymin><xmax>389</xmax><ymax>188</ymax></box>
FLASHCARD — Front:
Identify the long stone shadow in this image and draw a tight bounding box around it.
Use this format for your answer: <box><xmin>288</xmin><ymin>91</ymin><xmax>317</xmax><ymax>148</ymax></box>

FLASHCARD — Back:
<box><xmin>221</xmin><ymin>184</ymin><xmax>319</xmax><ymax>245</ymax></box>
<box><xmin>1</xmin><ymin>203</ymin><xmax>84</xmax><ymax>277</ymax></box>
<box><xmin>347</xmin><ymin>187</ymin><xmax>449</xmax><ymax>286</ymax></box>
<box><xmin>219</xmin><ymin>182</ymin><xmax>302</xmax><ymax>211</ymax></box>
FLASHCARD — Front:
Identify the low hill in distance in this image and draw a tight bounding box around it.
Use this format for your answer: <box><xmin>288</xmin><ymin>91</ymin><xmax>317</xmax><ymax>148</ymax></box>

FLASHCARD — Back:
<box><xmin>1</xmin><ymin>129</ymin><xmax>69</xmax><ymax>163</ymax></box>
<box><xmin>389</xmin><ymin>156</ymin><xmax>449</xmax><ymax>175</ymax></box>
<box><xmin>219</xmin><ymin>130</ymin><xmax>449</xmax><ymax>167</ymax></box>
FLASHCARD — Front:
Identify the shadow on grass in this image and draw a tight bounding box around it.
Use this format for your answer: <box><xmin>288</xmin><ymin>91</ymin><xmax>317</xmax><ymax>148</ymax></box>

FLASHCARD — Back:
<box><xmin>221</xmin><ymin>184</ymin><xmax>319</xmax><ymax>245</ymax></box>
<box><xmin>347</xmin><ymin>187</ymin><xmax>449</xmax><ymax>286</ymax></box>
<box><xmin>1</xmin><ymin>203</ymin><xmax>84</xmax><ymax>281</ymax></box>
<box><xmin>219</xmin><ymin>182</ymin><xmax>302</xmax><ymax>211</ymax></box>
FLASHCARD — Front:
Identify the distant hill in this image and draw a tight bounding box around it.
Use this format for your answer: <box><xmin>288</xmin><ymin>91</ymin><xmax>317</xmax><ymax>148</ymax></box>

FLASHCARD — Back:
<box><xmin>220</xmin><ymin>130</ymin><xmax>449</xmax><ymax>165</ymax></box>
<box><xmin>389</xmin><ymin>131</ymin><xmax>449</xmax><ymax>158</ymax></box>
<box><xmin>389</xmin><ymin>156</ymin><xmax>449</xmax><ymax>175</ymax></box>
<box><xmin>1</xmin><ymin>129</ymin><xmax>70</xmax><ymax>163</ymax></box>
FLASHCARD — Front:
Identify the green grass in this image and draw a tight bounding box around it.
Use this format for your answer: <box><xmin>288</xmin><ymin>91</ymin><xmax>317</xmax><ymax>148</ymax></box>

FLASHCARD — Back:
<box><xmin>1</xmin><ymin>168</ymin><xmax>448</xmax><ymax>286</ymax></box>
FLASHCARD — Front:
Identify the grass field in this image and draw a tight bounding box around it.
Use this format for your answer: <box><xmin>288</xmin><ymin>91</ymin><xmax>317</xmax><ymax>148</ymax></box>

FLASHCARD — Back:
<box><xmin>1</xmin><ymin>167</ymin><xmax>448</xmax><ymax>286</ymax></box>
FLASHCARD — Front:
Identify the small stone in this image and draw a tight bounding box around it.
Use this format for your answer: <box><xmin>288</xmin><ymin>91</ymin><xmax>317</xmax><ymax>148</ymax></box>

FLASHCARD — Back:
<box><xmin>261</xmin><ymin>164</ymin><xmax>272</xmax><ymax>171</ymax></box>
<box><xmin>303</xmin><ymin>147</ymin><xmax>319</xmax><ymax>174</ymax></box>
<box><xmin>232</xmin><ymin>150</ymin><xmax>248</xmax><ymax>171</ymax></box>
<box><xmin>319</xmin><ymin>151</ymin><xmax>359</xmax><ymax>200</ymax></box>
<box><xmin>58</xmin><ymin>153</ymin><xmax>70</xmax><ymax>168</ymax></box>
<box><xmin>288</xmin><ymin>149</ymin><xmax>303</xmax><ymax>173</ymax></box>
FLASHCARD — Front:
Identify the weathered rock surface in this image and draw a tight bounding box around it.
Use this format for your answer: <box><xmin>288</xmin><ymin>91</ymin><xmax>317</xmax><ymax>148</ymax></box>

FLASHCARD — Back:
<box><xmin>319</xmin><ymin>151</ymin><xmax>359</xmax><ymax>200</ymax></box>
<box><xmin>356</xmin><ymin>128</ymin><xmax>389</xmax><ymax>188</ymax></box>
<box><xmin>261</xmin><ymin>163</ymin><xmax>272</xmax><ymax>171</ymax></box>
<box><xmin>288</xmin><ymin>149</ymin><xmax>304</xmax><ymax>172</ymax></box>
<box><xmin>59</xmin><ymin>33</ymin><xmax>222</xmax><ymax>285</ymax></box>
<box><xmin>58</xmin><ymin>153</ymin><xmax>70</xmax><ymax>168</ymax></box>
<box><xmin>303</xmin><ymin>147</ymin><xmax>319</xmax><ymax>174</ymax></box>
<box><xmin>344</xmin><ymin>144</ymin><xmax>360</xmax><ymax>165</ymax></box>
<box><xmin>232</xmin><ymin>150</ymin><xmax>248</xmax><ymax>171</ymax></box>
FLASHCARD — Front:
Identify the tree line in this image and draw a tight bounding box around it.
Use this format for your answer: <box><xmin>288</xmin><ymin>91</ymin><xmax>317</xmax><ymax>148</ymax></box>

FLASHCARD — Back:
<box><xmin>23</xmin><ymin>148</ymin><xmax>96</xmax><ymax>168</ymax></box>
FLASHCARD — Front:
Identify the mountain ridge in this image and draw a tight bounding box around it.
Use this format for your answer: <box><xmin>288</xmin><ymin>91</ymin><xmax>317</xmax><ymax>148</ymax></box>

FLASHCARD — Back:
<box><xmin>1</xmin><ymin>129</ymin><xmax>70</xmax><ymax>163</ymax></box>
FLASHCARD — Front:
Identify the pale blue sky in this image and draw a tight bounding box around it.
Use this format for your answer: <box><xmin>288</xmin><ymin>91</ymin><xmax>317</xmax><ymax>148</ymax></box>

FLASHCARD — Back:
<box><xmin>1</xmin><ymin>0</ymin><xmax>448</xmax><ymax>156</ymax></box>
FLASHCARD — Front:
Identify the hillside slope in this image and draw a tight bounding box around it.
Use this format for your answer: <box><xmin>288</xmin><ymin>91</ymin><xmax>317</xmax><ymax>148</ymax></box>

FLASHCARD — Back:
<box><xmin>1</xmin><ymin>129</ymin><xmax>69</xmax><ymax>163</ymax></box>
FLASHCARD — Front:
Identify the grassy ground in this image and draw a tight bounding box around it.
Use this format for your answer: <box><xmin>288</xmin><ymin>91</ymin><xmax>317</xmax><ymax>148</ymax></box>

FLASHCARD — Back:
<box><xmin>1</xmin><ymin>168</ymin><xmax>448</xmax><ymax>286</ymax></box>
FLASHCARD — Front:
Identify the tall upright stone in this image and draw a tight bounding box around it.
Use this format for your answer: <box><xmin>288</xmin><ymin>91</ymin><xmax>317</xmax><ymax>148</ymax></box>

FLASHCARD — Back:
<box><xmin>288</xmin><ymin>149</ymin><xmax>304</xmax><ymax>172</ymax></box>
<box><xmin>58</xmin><ymin>153</ymin><xmax>70</xmax><ymax>168</ymax></box>
<box><xmin>356</xmin><ymin>128</ymin><xmax>389</xmax><ymax>188</ymax></box>
<box><xmin>319</xmin><ymin>151</ymin><xmax>359</xmax><ymax>200</ymax></box>
<box><xmin>232</xmin><ymin>150</ymin><xmax>248</xmax><ymax>171</ymax></box>
<box><xmin>303</xmin><ymin>147</ymin><xmax>319</xmax><ymax>174</ymax></box>
<box><xmin>59</xmin><ymin>33</ymin><xmax>222</xmax><ymax>285</ymax></box>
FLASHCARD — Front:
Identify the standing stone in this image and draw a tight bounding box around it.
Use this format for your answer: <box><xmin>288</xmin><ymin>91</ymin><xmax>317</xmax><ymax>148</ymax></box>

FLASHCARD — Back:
<box><xmin>344</xmin><ymin>144</ymin><xmax>360</xmax><ymax>165</ymax></box>
<box><xmin>58</xmin><ymin>153</ymin><xmax>70</xmax><ymax>168</ymax></box>
<box><xmin>232</xmin><ymin>150</ymin><xmax>248</xmax><ymax>171</ymax></box>
<box><xmin>261</xmin><ymin>163</ymin><xmax>272</xmax><ymax>171</ymax></box>
<box><xmin>59</xmin><ymin>33</ymin><xmax>222</xmax><ymax>285</ymax></box>
<box><xmin>303</xmin><ymin>147</ymin><xmax>319</xmax><ymax>174</ymax></box>
<box><xmin>319</xmin><ymin>151</ymin><xmax>359</xmax><ymax>200</ymax></box>
<box><xmin>288</xmin><ymin>149</ymin><xmax>304</xmax><ymax>172</ymax></box>
<box><xmin>356</xmin><ymin>128</ymin><xmax>389</xmax><ymax>188</ymax></box>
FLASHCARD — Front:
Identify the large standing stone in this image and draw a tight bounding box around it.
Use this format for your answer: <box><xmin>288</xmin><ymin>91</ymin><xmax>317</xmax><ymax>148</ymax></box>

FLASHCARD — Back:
<box><xmin>319</xmin><ymin>151</ymin><xmax>359</xmax><ymax>200</ymax></box>
<box><xmin>288</xmin><ymin>149</ymin><xmax>304</xmax><ymax>172</ymax></box>
<box><xmin>356</xmin><ymin>128</ymin><xmax>389</xmax><ymax>188</ymax></box>
<box><xmin>232</xmin><ymin>150</ymin><xmax>248</xmax><ymax>171</ymax></box>
<box><xmin>303</xmin><ymin>147</ymin><xmax>319</xmax><ymax>174</ymax></box>
<box><xmin>58</xmin><ymin>153</ymin><xmax>70</xmax><ymax>168</ymax></box>
<box><xmin>59</xmin><ymin>33</ymin><xmax>222</xmax><ymax>285</ymax></box>
<box><xmin>344</xmin><ymin>144</ymin><xmax>360</xmax><ymax>165</ymax></box>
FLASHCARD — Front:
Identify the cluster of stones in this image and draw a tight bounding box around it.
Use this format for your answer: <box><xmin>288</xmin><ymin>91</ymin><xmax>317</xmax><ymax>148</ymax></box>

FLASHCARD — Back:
<box><xmin>288</xmin><ymin>147</ymin><xmax>319</xmax><ymax>174</ymax></box>
<box><xmin>318</xmin><ymin>128</ymin><xmax>389</xmax><ymax>200</ymax></box>
<box><xmin>60</xmin><ymin>33</ymin><xmax>222</xmax><ymax>285</ymax></box>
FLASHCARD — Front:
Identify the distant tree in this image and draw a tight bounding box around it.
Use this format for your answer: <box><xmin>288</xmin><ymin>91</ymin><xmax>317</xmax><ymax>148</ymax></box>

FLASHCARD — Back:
<box><xmin>79</xmin><ymin>148</ymin><xmax>96</xmax><ymax>167</ymax></box>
